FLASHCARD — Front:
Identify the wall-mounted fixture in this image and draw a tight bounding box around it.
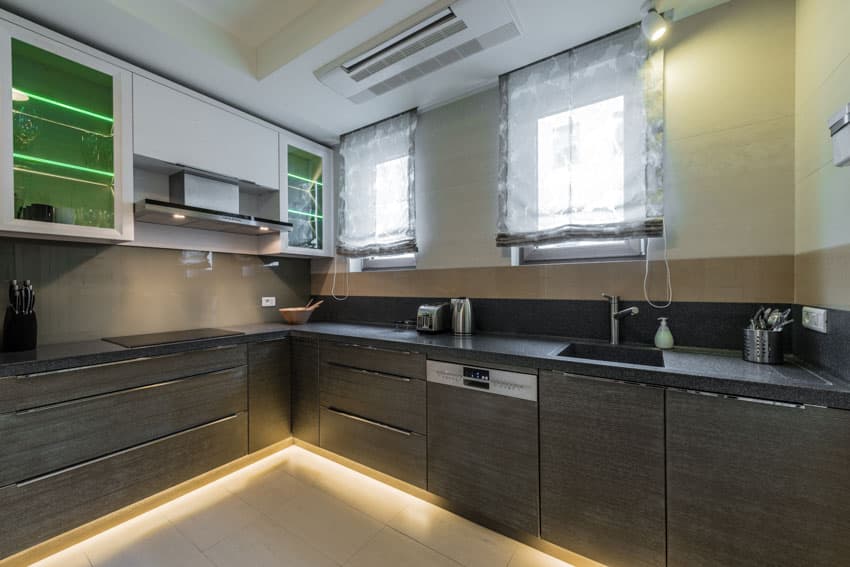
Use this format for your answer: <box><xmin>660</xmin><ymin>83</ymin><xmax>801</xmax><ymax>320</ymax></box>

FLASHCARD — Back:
<box><xmin>641</xmin><ymin>1</ymin><xmax>670</xmax><ymax>42</ymax></box>
<box><xmin>829</xmin><ymin>104</ymin><xmax>850</xmax><ymax>167</ymax></box>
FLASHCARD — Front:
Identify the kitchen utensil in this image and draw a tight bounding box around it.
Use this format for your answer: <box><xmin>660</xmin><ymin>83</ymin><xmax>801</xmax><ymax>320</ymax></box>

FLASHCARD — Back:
<box><xmin>307</xmin><ymin>300</ymin><xmax>323</xmax><ymax>310</ymax></box>
<box><xmin>766</xmin><ymin>309</ymin><xmax>782</xmax><ymax>328</ymax></box>
<box><xmin>772</xmin><ymin>319</ymin><xmax>795</xmax><ymax>333</ymax></box>
<box><xmin>743</xmin><ymin>328</ymin><xmax>783</xmax><ymax>364</ymax></box>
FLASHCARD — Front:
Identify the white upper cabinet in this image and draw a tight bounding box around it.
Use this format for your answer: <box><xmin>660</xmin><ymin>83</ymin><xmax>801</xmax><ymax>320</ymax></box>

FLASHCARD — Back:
<box><xmin>133</xmin><ymin>75</ymin><xmax>279</xmax><ymax>190</ymax></box>
<box><xmin>0</xmin><ymin>21</ymin><xmax>134</xmax><ymax>242</ymax></box>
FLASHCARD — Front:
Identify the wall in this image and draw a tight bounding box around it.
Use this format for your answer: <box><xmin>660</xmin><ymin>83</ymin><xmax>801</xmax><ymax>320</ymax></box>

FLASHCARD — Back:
<box><xmin>313</xmin><ymin>0</ymin><xmax>797</xmax><ymax>304</ymax></box>
<box><xmin>794</xmin><ymin>0</ymin><xmax>850</xmax><ymax>310</ymax></box>
<box><xmin>0</xmin><ymin>239</ymin><xmax>310</xmax><ymax>345</ymax></box>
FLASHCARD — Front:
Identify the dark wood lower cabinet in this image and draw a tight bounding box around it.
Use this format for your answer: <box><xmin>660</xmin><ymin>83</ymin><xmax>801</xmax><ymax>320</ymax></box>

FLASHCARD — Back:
<box><xmin>427</xmin><ymin>381</ymin><xmax>539</xmax><ymax>536</ymax></box>
<box><xmin>666</xmin><ymin>391</ymin><xmax>850</xmax><ymax>567</ymax></box>
<box><xmin>291</xmin><ymin>337</ymin><xmax>320</xmax><ymax>445</ymax></box>
<box><xmin>539</xmin><ymin>371</ymin><xmax>666</xmax><ymax>567</ymax></box>
<box><xmin>248</xmin><ymin>339</ymin><xmax>291</xmax><ymax>452</ymax></box>
<box><xmin>0</xmin><ymin>413</ymin><xmax>247</xmax><ymax>559</ymax></box>
<box><xmin>319</xmin><ymin>406</ymin><xmax>426</xmax><ymax>487</ymax></box>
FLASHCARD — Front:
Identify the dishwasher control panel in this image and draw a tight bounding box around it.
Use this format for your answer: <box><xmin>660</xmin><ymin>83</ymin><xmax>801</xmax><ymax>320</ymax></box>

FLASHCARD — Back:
<box><xmin>426</xmin><ymin>360</ymin><xmax>537</xmax><ymax>402</ymax></box>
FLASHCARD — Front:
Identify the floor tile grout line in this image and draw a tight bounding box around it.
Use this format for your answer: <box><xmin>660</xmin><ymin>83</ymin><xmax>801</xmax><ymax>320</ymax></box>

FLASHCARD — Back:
<box><xmin>382</xmin><ymin>525</ymin><xmax>467</xmax><ymax>567</ymax></box>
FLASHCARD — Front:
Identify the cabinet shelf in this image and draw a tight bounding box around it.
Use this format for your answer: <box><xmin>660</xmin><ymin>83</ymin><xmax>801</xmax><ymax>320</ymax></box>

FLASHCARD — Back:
<box><xmin>13</xmin><ymin>152</ymin><xmax>114</xmax><ymax>178</ymax></box>
<box><xmin>12</xmin><ymin>87</ymin><xmax>113</xmax><ymax>123</ymax></box>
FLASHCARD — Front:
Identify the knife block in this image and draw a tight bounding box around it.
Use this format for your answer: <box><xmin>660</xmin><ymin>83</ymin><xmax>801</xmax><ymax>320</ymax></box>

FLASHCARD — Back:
<box><xmin>3</xmin><ymin>307</ymin><xmax>37</xmax><ymax>352</ymax></box>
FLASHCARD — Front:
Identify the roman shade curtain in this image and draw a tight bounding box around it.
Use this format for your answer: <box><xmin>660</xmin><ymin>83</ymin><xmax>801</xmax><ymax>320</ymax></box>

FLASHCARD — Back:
<box><xmin>496</xmin><ymin>25</ymin><xmax>664</xmax><ymax>247</ymax></box>
<box><xmin>337</xmin><ymin>110</ymin><xmax>418</xmax><ymax>257</ymax></box>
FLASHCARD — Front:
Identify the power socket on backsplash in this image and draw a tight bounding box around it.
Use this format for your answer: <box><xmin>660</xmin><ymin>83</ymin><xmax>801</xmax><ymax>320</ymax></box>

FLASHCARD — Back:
<box><xmin>802</xmin><ymin>306</ymin><xmax>828</xmax><ymax>333</ymax></box>
<box><xmin>261</xmin><ymin>296</ymin><xmax>276</xmax><ymax>307</ymax></box>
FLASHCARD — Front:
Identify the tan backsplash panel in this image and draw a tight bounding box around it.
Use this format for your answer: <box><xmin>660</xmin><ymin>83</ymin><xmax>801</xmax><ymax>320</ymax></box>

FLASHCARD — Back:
<box><xmin>2</xmin><ymin>240</ymin><xmax>310</xmax><ymax>345</ymax></box>
<box><xmin>312</xmin><ymin>256</ymin><xmax>794</xmax><ymax>303</ymax></box>
<box><xmin>795</xmin><ymin>245</ymin><xmax>850</xmax><ymax>310</ymax></box>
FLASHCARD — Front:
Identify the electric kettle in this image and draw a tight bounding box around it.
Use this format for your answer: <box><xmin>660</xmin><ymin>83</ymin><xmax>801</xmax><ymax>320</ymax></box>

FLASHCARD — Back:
<box><xmin>451</xmin><ymin>297</ymin><xmax>473</xmax><ymax>336</ymax></box>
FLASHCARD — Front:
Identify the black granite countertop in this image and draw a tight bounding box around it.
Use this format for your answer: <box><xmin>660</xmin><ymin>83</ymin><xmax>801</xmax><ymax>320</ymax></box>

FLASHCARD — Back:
<box><xmin>2</xmin><ymin>321</ymin><xmax>849</xmax><ymax>410</ymax></box>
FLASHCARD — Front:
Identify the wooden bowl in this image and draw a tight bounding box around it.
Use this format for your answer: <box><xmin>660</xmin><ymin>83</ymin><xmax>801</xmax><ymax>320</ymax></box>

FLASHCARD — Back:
<box><xmin>278</xmin><ymin>307</ymin><xmax>315</xmax><ymax>325</ymax></box>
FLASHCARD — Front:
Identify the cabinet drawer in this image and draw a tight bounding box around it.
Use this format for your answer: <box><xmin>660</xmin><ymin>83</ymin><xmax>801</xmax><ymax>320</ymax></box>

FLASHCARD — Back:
<box><xmin>0</xmin><ymin>413</ymin><xmax>247</xmax><ymax>560</ymax></box>
<box><xmin>320</xmin><ymin>341</ymin><xmax>425</xmax><ymax>380</ymax></box>
<box><xmin>320</xmin><ymin>362</ymin><xmax>426</xmax><ymax>434</ymax></box>
<box><xmin>0</xmin><ymin>366</ymin><xmax>247</xmax><ymax>486</ymax></box>
<box><xmin>319</xmin><ymin>407</ymin><xmax>426</xmax><ymax>488</ymax></box>
<box><xmin>0</xmin><ymin>344</ymin><xmax>247</xmax><ymax>413</ymax></box>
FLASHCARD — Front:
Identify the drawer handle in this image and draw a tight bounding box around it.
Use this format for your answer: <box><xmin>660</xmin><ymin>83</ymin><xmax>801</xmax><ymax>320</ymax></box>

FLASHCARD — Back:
<box><xmin>23</xmin><ymin>345</ymin><xmax>242</xmax><ymax>378</ymax></box>
<box><xmin>328</xmin><ymin>363</ymin><xmax>411</xmax><ymax>382</ymax></box>
<box><xmin>341</xmin><ymin>343</ymin><xmax>415</xmax><ymax>356</ymax></box>
<box><xmin>327</xmin><ymin>407</ymin><xmax>412</xmax><ymax>437</ymax></box>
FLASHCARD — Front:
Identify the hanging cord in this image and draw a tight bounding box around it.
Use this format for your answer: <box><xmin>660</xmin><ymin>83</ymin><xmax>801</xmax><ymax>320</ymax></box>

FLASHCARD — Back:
<box><xmin>643</xmin><ymin>225</ymin><xmax>673</xmax><ymax>308</ymax></box>
<box><xmin>330</xmin><ymin>254</ymin><xmax>349</xmax><ymax>301</ymax></box>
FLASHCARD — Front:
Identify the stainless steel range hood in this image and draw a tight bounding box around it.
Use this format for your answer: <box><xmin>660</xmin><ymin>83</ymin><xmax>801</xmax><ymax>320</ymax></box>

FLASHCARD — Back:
<box><xmin>134</xmin><ymin>169</ymin><xmax>292</xmax><ymax>235</ymax></box>
<box><xmin>134</xmin><ymin>199</ymin><xmax>292</xmax><ymax>235</ymax></box>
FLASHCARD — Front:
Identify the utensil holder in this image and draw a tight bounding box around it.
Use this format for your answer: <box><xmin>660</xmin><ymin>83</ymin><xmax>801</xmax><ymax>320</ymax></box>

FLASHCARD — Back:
<box><xmin>743</xmin><ymin>328</ymin><xmax>782</xmax><ymax>364</ymax></box>
<box><xmin>3</xmin><ymin>307</ymin><xmax>37</xmax><ymax>352</ymax></box>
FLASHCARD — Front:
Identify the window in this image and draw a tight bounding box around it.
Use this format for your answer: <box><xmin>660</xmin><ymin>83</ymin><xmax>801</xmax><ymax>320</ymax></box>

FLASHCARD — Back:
<box><xmin>519</xmin><ymin>239</ymin><xmax>644</xmax><ymax>264</ymax></box>
<box><xmin>361</xmin><ymin>252</ymin><xmax>416</xmax><ymax>271</ymax></box>
<box><xmin>497</xmin><ymin>25</ymin><xmax>665</xmax><ymax>258</ymax></box>
<box><xmin>337</xmin><ymin>111</ymin><xmax>418</xmax><ymax>258</ymax></box>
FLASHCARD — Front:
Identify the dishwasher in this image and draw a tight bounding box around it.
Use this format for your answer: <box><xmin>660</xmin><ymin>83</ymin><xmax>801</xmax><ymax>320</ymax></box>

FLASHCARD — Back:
<box><xmin>426</xmin><ymin>360</ymin><xmax>540</xmax><ymax>536</ymax></box>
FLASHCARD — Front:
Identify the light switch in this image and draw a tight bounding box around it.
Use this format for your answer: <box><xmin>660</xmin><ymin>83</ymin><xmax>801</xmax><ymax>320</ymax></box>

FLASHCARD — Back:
<box><xmin>261</xmin><ymin>296</ymin><xmax>276</xmax><ymax>307</ymax></box>
<box><xmin>802</xmin><ymin>306</ymin><xmax>828</xmax><ymax>333</ymax></box>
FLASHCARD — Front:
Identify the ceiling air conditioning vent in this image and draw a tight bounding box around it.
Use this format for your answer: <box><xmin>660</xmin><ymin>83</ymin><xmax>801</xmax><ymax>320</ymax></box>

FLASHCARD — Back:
<box><xmin>315</xmin><ymin>0</ymin><xmax>519</xmax><ymax>103</ymax></box>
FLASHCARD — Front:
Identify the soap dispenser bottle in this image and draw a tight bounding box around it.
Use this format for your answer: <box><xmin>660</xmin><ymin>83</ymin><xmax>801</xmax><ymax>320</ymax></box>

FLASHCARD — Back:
<box><xmin>654</xmin><ymin>317</ymin><xmax>674</xmax><ymax>349</ymax></box>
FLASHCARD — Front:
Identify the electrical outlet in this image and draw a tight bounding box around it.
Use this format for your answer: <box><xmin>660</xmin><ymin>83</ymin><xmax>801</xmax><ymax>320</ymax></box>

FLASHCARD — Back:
<box><xmin>802</xmin><ymin>306</ymin><xmax>828</xmax><ymax>333</ymax></box>
<box><xmin>261</xmin><ymin>296</ymin><xmax>276</xmax><ymax>307</ymax></box>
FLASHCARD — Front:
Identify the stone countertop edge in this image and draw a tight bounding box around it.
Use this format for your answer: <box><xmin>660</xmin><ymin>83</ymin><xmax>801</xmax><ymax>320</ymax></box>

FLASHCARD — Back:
<box><xmin>1</xmin><ymin>322</ymin><xmax>848</xmax><ymax>411</ymax></box>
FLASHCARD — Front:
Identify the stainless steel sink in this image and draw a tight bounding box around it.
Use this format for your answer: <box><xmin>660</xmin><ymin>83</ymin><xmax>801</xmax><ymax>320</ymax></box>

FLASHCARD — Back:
<box><xmin>557</xmin><ymin>342</ymin><xmax>665</xmax><ymax>368</ymax></box>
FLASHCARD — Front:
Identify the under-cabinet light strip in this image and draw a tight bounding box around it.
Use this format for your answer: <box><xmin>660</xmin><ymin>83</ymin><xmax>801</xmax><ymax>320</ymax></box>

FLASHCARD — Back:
<box><xmin>14</xmin><ymin>153</ymin><xmax>114</xmax><ymax>177</ymax></box>
<box><xmin>14</xmin><ymin>166</ymin><xmax>113</xmax><ymax>189</ymax></box>
<box><xmin>288</xmin><ymin>209</ymin><xmax>323</xmax><ymax>219</ymax></box>
<box><xmin>288</xmin><ymin>173</ymin><xmax>323</xmax><ymax>186</ymax></box>
<box><xmin>12</xmin><ymin>88</ymin><xmax>114</xmax><ymax>123</ymax></box>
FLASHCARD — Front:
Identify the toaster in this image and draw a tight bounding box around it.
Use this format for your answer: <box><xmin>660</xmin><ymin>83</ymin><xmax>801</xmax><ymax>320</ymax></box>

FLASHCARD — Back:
<box><xmin>416</xmin><ymin>303</ymin><xmax>451</xmax><ymax>333</ymax></box>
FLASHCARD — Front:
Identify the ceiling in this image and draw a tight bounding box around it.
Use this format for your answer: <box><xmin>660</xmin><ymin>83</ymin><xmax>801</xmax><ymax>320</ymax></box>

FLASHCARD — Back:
<box><xmin>0</xmin><ymin>0</ymin><xmax>726</xmax><ymax>145</ymax></box>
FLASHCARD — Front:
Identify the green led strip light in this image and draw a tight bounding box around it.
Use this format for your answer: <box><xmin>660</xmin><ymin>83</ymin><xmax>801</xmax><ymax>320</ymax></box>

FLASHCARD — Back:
<box><xmin>14</xmin><ymin>153</ymin><xmax>114</xmax><ymax>177</ymax></box>
<box><xmin>288</xmin><ymin>209</ymin><xmax>323</xmax><ymax>219</ymax></box>
<box><xmin>288</xmin><ymin>173</ymin><xmax>322</xmax><ymax>186</ymax></box>
<box><xmin>13</xmin><ymin>89</ymin><xmax>113</xmax><ymax>123</ymax></box>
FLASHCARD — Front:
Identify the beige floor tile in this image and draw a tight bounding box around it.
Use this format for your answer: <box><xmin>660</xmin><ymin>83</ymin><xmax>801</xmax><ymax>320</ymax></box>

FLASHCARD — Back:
<box><xmin>389</xmin><ymin>499</ymin><xmax>517</xmax><ymax>567</ymax></box>
<box><xmin>345</xmin><ymin>527</ymin><xmax>462</xmax><ymax>567</ymax></box>
<box><xmin>204</xmin><ymin>519</ymin><xmax>339</xmax><ymax>567</ymax></box>
<box><xmin>272</xmin><ymin>484</ymin><xmax>384</xmax><ymax>564</ymax></box>
<box><xmin>84</xmin><ymin>520</ymin><xmax>213</xmax><ymax>567</ymax></box>
<box><xmin>223</xmin><ymin>462</ymin><xmax>307</xmax><ymax>512</ymax></box>
<box><xmin>30</xmin><ymin>548</ymin><xmax>92</xmax><ymax>567</ymax></box>
<box><xmin>508</xmin><ymin>545</ymin><xmax>576</xmax><ymax>567</ymax></box>
<box><xmin>164</xmin><ymin>486</ymin><xmax>266</xmax><ymax>551</ymax></box>
<box><xmin>284</xmin><ymin>448</ymin><xmax>417</xmax><ymax>523</ymax></box>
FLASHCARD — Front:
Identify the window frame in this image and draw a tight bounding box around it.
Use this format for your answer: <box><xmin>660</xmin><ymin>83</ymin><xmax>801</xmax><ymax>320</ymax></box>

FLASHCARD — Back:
<box><xmin>517</xmin><ymin>238</ymin><xmax>646</xmax><ymax>265</ymax></box>
<box><xmin>360</xmin><ymin>253</ymin><xmax>417</xmax><ymax>271</ymax></box>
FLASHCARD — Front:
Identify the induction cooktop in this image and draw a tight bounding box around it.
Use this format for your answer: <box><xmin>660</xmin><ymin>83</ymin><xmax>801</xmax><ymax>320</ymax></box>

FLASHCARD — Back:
<box><xmin>103</xmin><ymin>328</ymin><xmax>244</xmax><ymax>348</ymax></box>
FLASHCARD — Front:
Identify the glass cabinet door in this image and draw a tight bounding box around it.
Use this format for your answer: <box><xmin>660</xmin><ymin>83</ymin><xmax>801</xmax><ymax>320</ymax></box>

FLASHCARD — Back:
<box><xmin>285</xmin><ymin>143</ymin><xmax>330</xmax><ymax>254</ymax></box>
<box><xmin>12</xmin><ymin>39</ymin><xmax>114</xmax><ymax>228</ymax></box>
<box><xmin>1</xmin><ymin>23</ymin><xmax>133</xmax><ymax>241</ymax></box>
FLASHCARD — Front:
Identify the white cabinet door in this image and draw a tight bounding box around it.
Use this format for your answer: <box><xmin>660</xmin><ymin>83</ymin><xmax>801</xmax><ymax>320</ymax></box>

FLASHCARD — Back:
<box><xmin>0</xmin><ymin>21</ymin><xmax>134</xmax><ymax>242</ymax></box>
<box><xmin>133</xmin><ymin>75</ymin><xmax>278</xmax><ymax>189</ymax></box>
<box><xmin>279</xmin><ymin>132</ymin><xmax>334</xmax><ymax>257</ymax></box>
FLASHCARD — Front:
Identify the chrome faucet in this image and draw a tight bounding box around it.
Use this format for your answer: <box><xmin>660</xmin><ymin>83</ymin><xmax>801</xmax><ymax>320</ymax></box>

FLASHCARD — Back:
<box><xmin>602</xmin><ymin>293</ymin><xmax>639</xmax><ymax>345</ymax></box>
